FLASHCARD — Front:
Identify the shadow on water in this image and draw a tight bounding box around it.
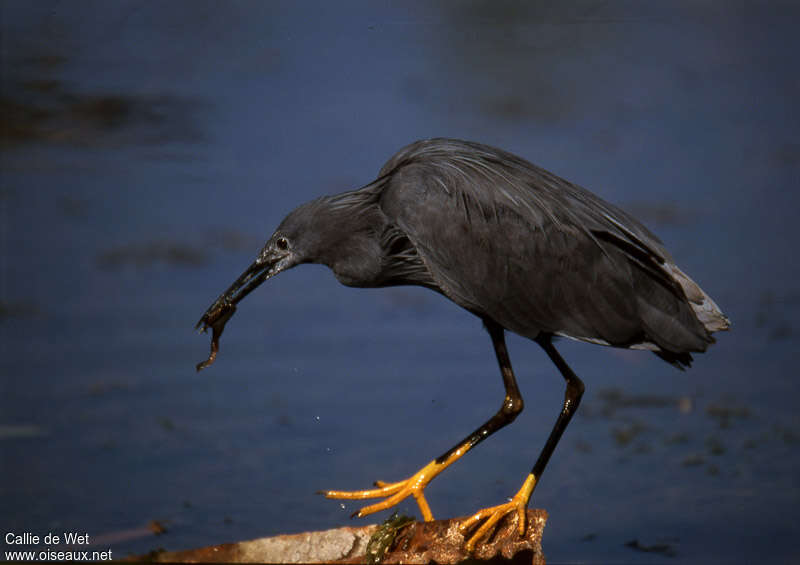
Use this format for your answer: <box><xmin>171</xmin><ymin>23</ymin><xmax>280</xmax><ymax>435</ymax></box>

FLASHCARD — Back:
<box><xmin>1</xmin><ymin>62</ymin><xmax>203</xmax><ymax>149</ymax></box>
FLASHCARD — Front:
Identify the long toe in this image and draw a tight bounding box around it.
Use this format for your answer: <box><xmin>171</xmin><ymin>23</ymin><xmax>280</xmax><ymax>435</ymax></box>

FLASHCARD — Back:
<box><xmin>459</xmin><ymin>473</ymin><xmax>536</xmax><ymax>552</ymax></box>
<box><xmin>459</xmin><ymin>499</ymin><xmax>527</xmax><ymax>552</ymax></box>
<box><xmin>321</xmin><ymin>480</ymin><xmax>405</xmax><ymax>501</ymax></box>
<box><xmin>320</xmin><ymin>461</ymin><xmax>446</xmax><ymax>522</ymax></box>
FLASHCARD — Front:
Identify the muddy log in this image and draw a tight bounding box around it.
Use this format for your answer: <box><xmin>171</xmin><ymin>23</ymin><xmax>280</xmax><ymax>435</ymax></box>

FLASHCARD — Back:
<box><xmin>133</xmin><ymin>510</ymin><xmax>547</xmax><ymax>564</ymax></box>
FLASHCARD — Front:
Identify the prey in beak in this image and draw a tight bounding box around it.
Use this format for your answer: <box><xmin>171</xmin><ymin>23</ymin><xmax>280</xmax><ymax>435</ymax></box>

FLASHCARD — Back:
<box><xmin>195</xmin><ymin>236</ymin><xmax>292</xmax><ymax>371</ymax></box>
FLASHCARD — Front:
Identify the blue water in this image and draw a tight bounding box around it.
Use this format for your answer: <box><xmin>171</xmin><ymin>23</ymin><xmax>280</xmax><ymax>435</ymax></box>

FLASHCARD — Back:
<box><xmin>1</xmin><ymin>2</ymin><xmax>798</xmax><ymax>563</ymax></box>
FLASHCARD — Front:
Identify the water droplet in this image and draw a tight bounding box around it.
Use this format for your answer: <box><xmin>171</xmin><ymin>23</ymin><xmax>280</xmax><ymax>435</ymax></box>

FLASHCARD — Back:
<box><xmin>340</xmin><ymin>503</ymin><xmax>346</xmax><ymax>510</ymax></box>
<box><xmin>315</xmin><ymin>415</ymin><xmax>320</xmax><ymax>421</ymax></box>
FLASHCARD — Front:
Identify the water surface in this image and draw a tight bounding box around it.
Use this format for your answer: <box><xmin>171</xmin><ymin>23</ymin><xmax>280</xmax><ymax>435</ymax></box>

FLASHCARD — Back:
<box><xmin>1</xmin><ymin>2</ymin><xmax>798</xmax><ymax>563</ymax></box>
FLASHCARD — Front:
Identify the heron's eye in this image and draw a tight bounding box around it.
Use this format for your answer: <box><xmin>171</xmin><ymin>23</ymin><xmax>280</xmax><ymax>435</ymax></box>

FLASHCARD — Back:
<box><xmin>276</xmin><ymin>237</ymin><xmax>289</xmax><ymax>251</ymax></box>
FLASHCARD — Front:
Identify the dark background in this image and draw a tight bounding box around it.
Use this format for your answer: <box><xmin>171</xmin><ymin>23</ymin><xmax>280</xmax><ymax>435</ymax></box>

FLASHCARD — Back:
<box><xmin>1</xmin><ymin>2</ymin><xmax>798</xmax><ymax>563</ymax></box>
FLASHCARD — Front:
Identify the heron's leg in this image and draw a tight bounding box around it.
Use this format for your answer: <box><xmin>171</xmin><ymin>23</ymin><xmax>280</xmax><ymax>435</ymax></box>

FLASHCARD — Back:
<box><xmin>321</xmin><ymin>320</ymin><xmax>524</xmax><ymax>522</ymax></box>
<box><xmin>460</xmin><ymin>334</ymin><xmax>584</xmax><ymax>551</ymax></box>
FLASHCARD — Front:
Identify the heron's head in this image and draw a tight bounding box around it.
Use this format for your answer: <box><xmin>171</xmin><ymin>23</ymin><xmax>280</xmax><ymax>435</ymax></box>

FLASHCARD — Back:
<box><xmin>198</xmin><ymin>204</ymin><xmax>320</xmax><ymax>322</ymax></box>
<box><xmin>195</xmin><ymin>189</ymin><xmax>381</xmax><ymax>369</ymax></box>
<box><xmin>198</xmin><ymin>197</ymin><xmax>369</xmax><ymax>320</ymax></box>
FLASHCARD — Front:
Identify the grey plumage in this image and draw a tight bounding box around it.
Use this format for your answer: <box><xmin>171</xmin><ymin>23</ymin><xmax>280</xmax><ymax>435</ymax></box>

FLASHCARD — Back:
<box><xmin>269</xmin><ymin>138</ymin><xmax>728</xmax><ymax>367</ymax></box>
<box><xmin>196</xmin><ymin>137</ymin><xmax>729</xmax><ymax>547</ymax></box>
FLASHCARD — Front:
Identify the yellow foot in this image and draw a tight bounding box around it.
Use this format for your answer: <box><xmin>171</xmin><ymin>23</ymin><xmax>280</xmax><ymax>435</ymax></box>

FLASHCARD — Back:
<box><xmin>320</xmin><ymin>458</ymin><xmax>452</xmax><ymax>521</ymax></box>
<box><xmin>458</xmin><ymin>473</ymin><xmax>537</xmax><ymax>552</ymax></box>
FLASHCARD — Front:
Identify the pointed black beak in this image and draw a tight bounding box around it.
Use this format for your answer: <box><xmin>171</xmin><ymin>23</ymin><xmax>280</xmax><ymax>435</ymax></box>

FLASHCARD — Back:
<box><xmin>195</xmin><ymin>249</ymin><xmax>288</xmax><ymax>371</ymax></box>
<box><xmin>195</xmin><ymin>251</ymin><xmax>285</xmax><ymax>333</ymax></box>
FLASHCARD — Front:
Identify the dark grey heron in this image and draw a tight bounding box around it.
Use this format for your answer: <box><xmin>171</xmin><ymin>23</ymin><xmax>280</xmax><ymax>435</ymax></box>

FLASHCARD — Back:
<box><xmin>196</xmin><ymin>138</ymin><xmax>729</xmax><ymax>551</ymax></box>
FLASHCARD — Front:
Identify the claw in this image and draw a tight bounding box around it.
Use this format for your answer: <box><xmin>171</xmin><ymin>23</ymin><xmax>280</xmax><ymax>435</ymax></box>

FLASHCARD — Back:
<box><xmin>319</xmin><ymin>440</ymin><xmax>540</xmax><ymax>553</ymax></box>
<box><xmin>321</xmin><ymin>457</ymin><xmax>453</xmax><ymax>522</ymax></box>
<box><xmin>459</xmin><ymin>499</ymin><xmax>526</xmax><ymax>551</ymax></box>
<box><xmin>459</xmin><ymin>473</ymin><xmax>537</xmax><ymax>552</ymax></box>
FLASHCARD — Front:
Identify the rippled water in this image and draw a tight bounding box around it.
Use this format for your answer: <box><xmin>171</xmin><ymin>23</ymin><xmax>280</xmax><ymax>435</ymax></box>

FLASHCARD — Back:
<box><xmin>2</xmin><ymin>2</ymin><xmax>799</xmax><ymax>563</ymax></box>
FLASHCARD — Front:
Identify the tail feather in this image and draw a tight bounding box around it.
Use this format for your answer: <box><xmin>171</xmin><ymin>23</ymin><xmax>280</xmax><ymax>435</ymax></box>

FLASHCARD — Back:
<box><xmin>654</xmin><ymin>350</ymin><xmax>694</xmax><ymax>370</ymax></box>
<box><xmin>664</xmin><ymin>263</ymin><xmax>730</xmax><ymax>334</ymax></box>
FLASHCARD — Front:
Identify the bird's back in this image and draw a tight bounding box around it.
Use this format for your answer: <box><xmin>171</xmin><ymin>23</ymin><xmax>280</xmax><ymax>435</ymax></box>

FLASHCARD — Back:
<box><xmin>375</xmin><ymin>138</ymin><xmax>729</xmax><ymax>366</ymax></box>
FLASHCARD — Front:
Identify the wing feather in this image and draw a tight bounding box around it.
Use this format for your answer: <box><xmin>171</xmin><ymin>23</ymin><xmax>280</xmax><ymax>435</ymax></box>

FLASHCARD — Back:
<box><xmin>377</xmin><ymin>138</ymin><xmax>727</xmax><ymax>357</ymax></box>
